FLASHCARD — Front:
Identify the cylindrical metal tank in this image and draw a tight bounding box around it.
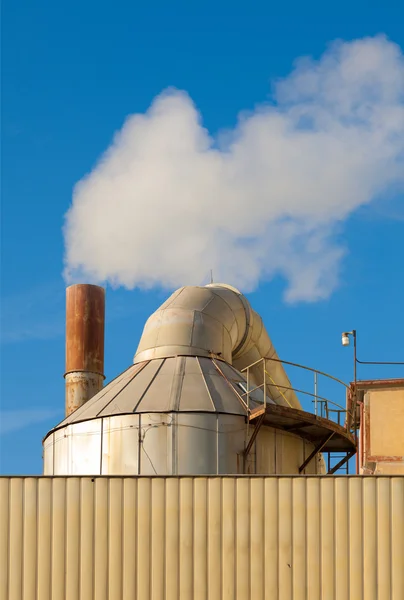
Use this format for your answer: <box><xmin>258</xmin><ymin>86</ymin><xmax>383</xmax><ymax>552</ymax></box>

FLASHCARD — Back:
<box><xmin>65</xmin><ymin>284</ymin><xmax>105</xmax><ymax>416</ymax></box>
<box><xmin>44</xmin><ymin>283</ymin><xmax>327</xmax><ymax>476</ymax></box>
<box><xmin>43</xmin><ymin>413</ymin><xmax>322</xmax><ymax>475</ymax></box>
<box><xmin>44</xmin><ymin>357</ymin><xmax>323</xmax><ymax>476</ymax></box>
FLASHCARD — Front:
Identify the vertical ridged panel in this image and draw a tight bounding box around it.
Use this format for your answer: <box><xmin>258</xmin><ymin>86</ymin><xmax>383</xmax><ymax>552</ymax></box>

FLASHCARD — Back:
<box><xmin>391</xmin><ymin>477</ymin><xmax>404</xmax><ymax>600</ymax></box>
<box><xmin>349</xmin><ymin>477</ymin><xmax>363</xmax><ymax>598</ymax></box>
<box><xmin>93</xmin><ymin>478</ymin><xmax>108</xmax><ymax>600</ymax></box>
<box><xmin>0</xmin><ymin>479</ymin><xmax>10</xmax><ymax>600</ymax></box>
<box><xmin>292</xmin><ymin>478</ymin><xmax>306</xmax><ymax>600</ymax></box>
<box><xmin>79</xmin><ymin>478</ymin><xmax>94</xmax><ymax>600</ymax></box>
<box><xmin>207</xmin><ymin>478</ymin><xmax>221</xmax><ymax>600</ymax></box>
<box><xmin>23</xmin><ymin>479</ymin><xmax>38</xmax><ymax>600</ymax></box>
<box><xmin>264</xmin><ymin>477</ymin><xmax>279</xmax><ymax>595</ymax></box>
<box><xmin>179</xmin><ymin>478</ymin><xmax>193</xmax><ymax>598</ymax></box>
<box><xmin>122</xmin><ymin>478</ymin><xmax>137</xmax><ymax>597</ymax></box>
<box><xmin>250</xmin><ymin>478</ymin><xmax>264</xmax><ymax>600</ymax></box>
<box><xmin>165</xmin><ymin>478</ymin><xmax>179</xmax><ymax>598</ymax></box>
<box><xmin>193</xmin><ymin>478</ymin><xmax>208</xmax><ymax>600</ymax></box>
<box><xmin>278</xmin><ymin>478</ymin><xmax>292</xmax><ymax>599</ymax></box>
<box><xmin>334</xmin><ymin>477</ymin><xmax>349</xmax><ymax>600</ymax></box>
<box><xmin>363</xmin><ymin>477</ymin><xmax>377</xmax><ymax>600</ymax></box>
<box><xmin>235</xmin><ymin>478</ymin><xmax>249</xmax><ymax>599</ymax></box>
<box><xmin>151</xmin><ymin>479</ymin><xmax>165</xmax><ymax>600</ymax></box>
<box><xmin>108</xmin><ymin>478</ymin><xmax>123</xmax><ymax>600</ymax></box>
<box><xmin>37</xmin><ymin>478</ymin><xmax>52</xmax><ymax>600</ymax></box>
<box><xmin>306</xmin><ymin>477</ymin><xmax>320</xmax><ymax>599</ymax></box>
<box><xmin>221</xmin><ymin>477</ymin><xmax>235</xmax><ymax>600</ymax></box>
<box><xmin>66</xmin><ymin>478</ymin><xmax>81</xmax><ymax>600</ymax></box>
<box><xmin>9</xmin><ymin>479</ymin><xmax>23</xmax><ymax>600</ymax></box>
<box><xmin>1</xmin><ymin>476</ymin><xmax>404</xmax><ymax>600</ymax></box>
<box><xmin>137</xmin><ymin>478</ymin><xmax>151</xmax><ymax>598</ymax></box>
<box><xmin>51</xmin><ymin>478</ymin><xmax>66</xmax><ymax>600</ymax></box>
<box><xmin>377</xmin><ymin>478</ymin><xmax>391</xmax><ymax>600</ymax></box>
<box><xmin>321</xmin><ymin>478</ymin><xmax>335</xmax><ymax>600</ymax></box>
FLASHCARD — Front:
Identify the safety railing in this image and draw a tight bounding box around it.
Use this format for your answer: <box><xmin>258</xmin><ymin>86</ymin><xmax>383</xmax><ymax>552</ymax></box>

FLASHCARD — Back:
<box><xmin>240</xmin><ymin>357</ymin><xmax>356</xmax><ymax>433</ymax></box>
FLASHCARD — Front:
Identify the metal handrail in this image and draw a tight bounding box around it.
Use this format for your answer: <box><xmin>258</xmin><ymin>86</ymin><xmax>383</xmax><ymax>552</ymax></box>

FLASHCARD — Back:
<box><xmin>259</xmin><ymin>381</ymin><xmax>348</xmax><ymax>412</ymax></box>
<box><xmin>262</xmin><ymin>356</ymin><xmax>351</xmax><ymax>390</ymax></box>
<box><xmin>241</xmin><ymin>356</ymin><xmax>354</xmax><ymax>430</ymax></box>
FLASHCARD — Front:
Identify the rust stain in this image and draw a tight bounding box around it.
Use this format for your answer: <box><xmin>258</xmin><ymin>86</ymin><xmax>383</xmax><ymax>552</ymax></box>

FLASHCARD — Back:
<box><xmin>352</xmin><ymin>378</ymin><xmax>404</xmax><ymax>389</ymax></box>
<box><xmin>364</xmin><ymin>396</ymin><xmax>371</xmax><ymax>467</ymax></box>
<box><xmin>368</xmin><ymin>455</ymin><xmax>404</xmax><ymax>462</ymax></box>
<box><xmin>65</xmin><ymin>284</ymin><xmax>105</xmax><ymax>375</ymax></box>
<box><xmin>65</xmin><ymin>372</ymin><xmax>104</xmax><ymax>416</ymax></box>
<box><xmin>360</xmin><ymin>401</ymin><xmax>364</xmax><ymax>471</ymax></box>
<box><xmin>65</xmin><ymin>284</ymin><xmax>105</xmax><ymax>416</ymax></box>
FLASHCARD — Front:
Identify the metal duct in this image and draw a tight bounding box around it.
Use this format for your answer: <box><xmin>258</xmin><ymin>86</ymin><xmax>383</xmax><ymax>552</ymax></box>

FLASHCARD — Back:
<box><xmin>65</xmin><ymin>284</ymin><xmax>105</xmax><ymax>416</ymax></box>
<box><xmin>134</xmin><ymin>284</ymin><xmax>301</xmax><ymax>409</ymax></box>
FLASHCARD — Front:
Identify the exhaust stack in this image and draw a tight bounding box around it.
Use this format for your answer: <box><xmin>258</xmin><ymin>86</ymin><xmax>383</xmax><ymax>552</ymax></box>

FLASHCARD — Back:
<box><xmin>65</xmin><ymin>284</ymin><xmax>105</xmax><ymax>417</ymax></box>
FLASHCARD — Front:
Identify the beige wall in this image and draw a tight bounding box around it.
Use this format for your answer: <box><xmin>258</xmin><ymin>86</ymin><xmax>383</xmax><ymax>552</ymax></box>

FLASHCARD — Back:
<box><xmin>255</xmin><ymin>427</ymin><xmax>325</xmax><ymax>474</ymax></box>
<box><xmin>1</xmin><ymin>476</ymin><xmax>403</xmax><ymax>600</ymax></box>
<box><xmin>362</xmin><ymin>385</ymin><xmax>404</xmax><ymax>475</ymax></box>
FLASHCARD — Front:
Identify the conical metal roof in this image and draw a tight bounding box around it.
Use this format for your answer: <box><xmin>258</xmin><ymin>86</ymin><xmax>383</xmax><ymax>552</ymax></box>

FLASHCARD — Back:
<box><xmin>50</xmin><ymin>356</ymin><xmax>272</xmax><ymax>432</ymax></box>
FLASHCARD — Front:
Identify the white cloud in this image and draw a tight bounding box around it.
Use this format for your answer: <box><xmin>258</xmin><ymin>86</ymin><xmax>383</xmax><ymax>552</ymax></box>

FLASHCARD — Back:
<box><xmin>64</xmin><ymin>35</ymin><xmax>404</xmax><ymax>302</ymax></box>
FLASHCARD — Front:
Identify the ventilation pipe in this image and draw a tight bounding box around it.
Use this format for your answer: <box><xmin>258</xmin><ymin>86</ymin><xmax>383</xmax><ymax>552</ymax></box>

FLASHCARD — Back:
<box><xmin>65</xmin><ymin>284</ymin><xmax>105</xmax><ymax>416</ymax></box>
<box><xmin>134</xmin><ymin>284</ymin><xmax>301</xmax><ymax>409</ymax></box>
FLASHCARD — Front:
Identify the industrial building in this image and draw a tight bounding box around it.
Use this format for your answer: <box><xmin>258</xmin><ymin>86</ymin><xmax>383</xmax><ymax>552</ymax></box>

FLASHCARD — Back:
<box><xmin>1</xmin><ymin>283</ymin><xmax>403</xmax><ymax>599</ymax></box>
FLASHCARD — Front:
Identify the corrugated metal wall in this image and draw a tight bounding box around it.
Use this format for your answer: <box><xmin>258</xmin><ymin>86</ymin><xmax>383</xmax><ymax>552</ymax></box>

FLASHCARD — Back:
<box><xmin>1</xmin><ymin>476</ymin><xmax>403</xmax><ymax>600</ymax></box>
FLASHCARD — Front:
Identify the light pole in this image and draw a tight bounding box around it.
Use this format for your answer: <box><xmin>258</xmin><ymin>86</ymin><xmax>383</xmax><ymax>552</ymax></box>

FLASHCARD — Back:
<box><xmin>342</xmin><ymin>330</ymin><xmax>358</xmax><ymax>472</ymax></box>
<box><xmin>342</xmin><ymin>330</ymin><xmax>357</xmax><ymax>393</ymax></box>
<box><xmin>341</xmin><ymin>330</ymin><xmax>404</xmax><ymax>473</ymax></box>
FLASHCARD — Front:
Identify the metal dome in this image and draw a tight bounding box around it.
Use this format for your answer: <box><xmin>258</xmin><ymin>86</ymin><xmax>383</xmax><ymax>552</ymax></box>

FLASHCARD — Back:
<box><xmin>47</xmin><ymin>356</ymin><xmax>272</xmax><ymax>434</ymax></box>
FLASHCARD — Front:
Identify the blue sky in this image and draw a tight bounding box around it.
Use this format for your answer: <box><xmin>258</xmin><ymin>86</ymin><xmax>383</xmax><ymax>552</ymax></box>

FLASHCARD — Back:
<box><xmin>1</xmin><ymin>0</ymin><xmax>403</xmax><ymax>474</ymax></box>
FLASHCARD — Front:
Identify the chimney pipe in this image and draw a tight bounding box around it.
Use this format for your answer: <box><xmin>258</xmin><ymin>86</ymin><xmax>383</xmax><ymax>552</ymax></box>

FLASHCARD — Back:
<box><xmin>65</xmin><ymin>284</ymin><xmax>105</xmax><ymax>417</ymax></box>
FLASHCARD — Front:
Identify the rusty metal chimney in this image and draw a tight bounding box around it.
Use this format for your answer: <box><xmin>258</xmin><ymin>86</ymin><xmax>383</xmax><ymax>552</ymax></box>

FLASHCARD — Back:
<box><xmin>65</xmin><ymin>284</ymin><xmax>105</xmax><ymax>417</ymax></box>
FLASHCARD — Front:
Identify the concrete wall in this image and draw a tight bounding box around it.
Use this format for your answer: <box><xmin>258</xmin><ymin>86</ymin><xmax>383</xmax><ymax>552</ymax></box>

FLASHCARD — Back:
<box><xmin>1</xmin><ymin>476</ymin><xmax>403</xmax><ymax>599</ymax></box>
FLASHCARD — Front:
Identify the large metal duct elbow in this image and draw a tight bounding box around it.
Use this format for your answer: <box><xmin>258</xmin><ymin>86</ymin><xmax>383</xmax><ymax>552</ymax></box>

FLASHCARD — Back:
<box><xmin>134</xmin><ymin>284</ymin><xmax>301</xmax><ymax>409</ymax></box>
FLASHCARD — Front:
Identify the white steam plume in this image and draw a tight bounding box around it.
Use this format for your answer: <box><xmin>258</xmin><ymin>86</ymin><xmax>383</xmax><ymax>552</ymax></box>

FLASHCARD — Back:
<box><xmin>64</xmin><ymin>35</ymin><xmax>404</xmax><ymax>302</ymax></box>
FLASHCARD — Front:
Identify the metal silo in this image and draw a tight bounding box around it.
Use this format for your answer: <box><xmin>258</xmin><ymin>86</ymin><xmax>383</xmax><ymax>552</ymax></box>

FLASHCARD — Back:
<box><xmin>43</xmin><ymin>284</ymin><xmax>345</xmax><ymax>475</ymax></box>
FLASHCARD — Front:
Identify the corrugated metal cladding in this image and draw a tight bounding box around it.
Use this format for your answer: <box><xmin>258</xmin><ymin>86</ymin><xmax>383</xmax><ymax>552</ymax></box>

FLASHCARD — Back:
<box><xmin>1</xmin><ymin>477</ymin><xmax>403</xmax><ymax>600</ymax></box>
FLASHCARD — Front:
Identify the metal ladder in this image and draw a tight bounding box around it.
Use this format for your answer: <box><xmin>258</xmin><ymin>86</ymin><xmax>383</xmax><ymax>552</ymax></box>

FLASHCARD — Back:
<box><xmin>327</xmin><ymin>452</ymin><xmax>351</xmax><ymax>474</ymax></box>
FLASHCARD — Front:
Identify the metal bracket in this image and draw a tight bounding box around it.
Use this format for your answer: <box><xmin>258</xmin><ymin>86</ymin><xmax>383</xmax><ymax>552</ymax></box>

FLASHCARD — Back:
<box><xmin>327</xmin><ymin>450</ymin><xmax>356</xmax><ymax>474</ymax></box>
<box><xmin>299</xmin><ymin>432</ymin><xmax>335</xmax><ymax>473</ymax></box>
<box><xmin>244</xmin><ymin>412</ymin><xmax>266</xmax><ymax>462</ymax></box>
<box><xmin>249</xmin><ymin>406</ymin><xmax>266</xmax><ymax>420</ymax></box>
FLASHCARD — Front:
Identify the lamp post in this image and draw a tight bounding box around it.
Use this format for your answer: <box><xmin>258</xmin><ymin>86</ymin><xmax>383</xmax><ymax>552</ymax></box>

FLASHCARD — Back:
<box><xmin>341</xmin><ymin>330</ymin><xmax>404</xmax><ymax>473</ymax></box>
<box><xmin>342</xmin><ymin>330</ymin><xmax>358</xmax><ymax>472</ymax></box>
<box><xmin>342</xmin><ymin>330</ymin><xmax>357</xmax><ymax>392</ymax></box>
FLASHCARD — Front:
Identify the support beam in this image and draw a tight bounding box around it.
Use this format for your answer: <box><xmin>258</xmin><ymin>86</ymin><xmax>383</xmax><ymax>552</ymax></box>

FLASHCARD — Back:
<box><xmin>327</xmin><ymin>451</ymin><xmax>356</xmax><ymax>475</ymax></box>
<box><xmin>299</xmin><ymin>432</ymin><xmax>335</xmax><ymax>473</ymax></box>
<box><xmin>244</xmin><ymin>413</ymin><xmax>265</xmax><ymax>460</ymax></box>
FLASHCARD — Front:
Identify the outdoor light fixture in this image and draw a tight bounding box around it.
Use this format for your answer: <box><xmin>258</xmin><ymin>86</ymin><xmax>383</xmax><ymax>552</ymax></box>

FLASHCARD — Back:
<box><xmin>341</xmin><ymin>332</ymin><xmax>351</xmax><ymax>346</ymax></box>
<box><xmin>340</xmin><ymin>327</ymin><xmax>404</xmax><ymax>473</ymax></box>
<box><xmin>341</xmin><ymin>330</ymin><xmax>357</xmax><ymax>378</ymax></box>
<box><xmin>341</xmin><ymin>329</ymin><xmax>358</xmax><ymax>470</ymax></box>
